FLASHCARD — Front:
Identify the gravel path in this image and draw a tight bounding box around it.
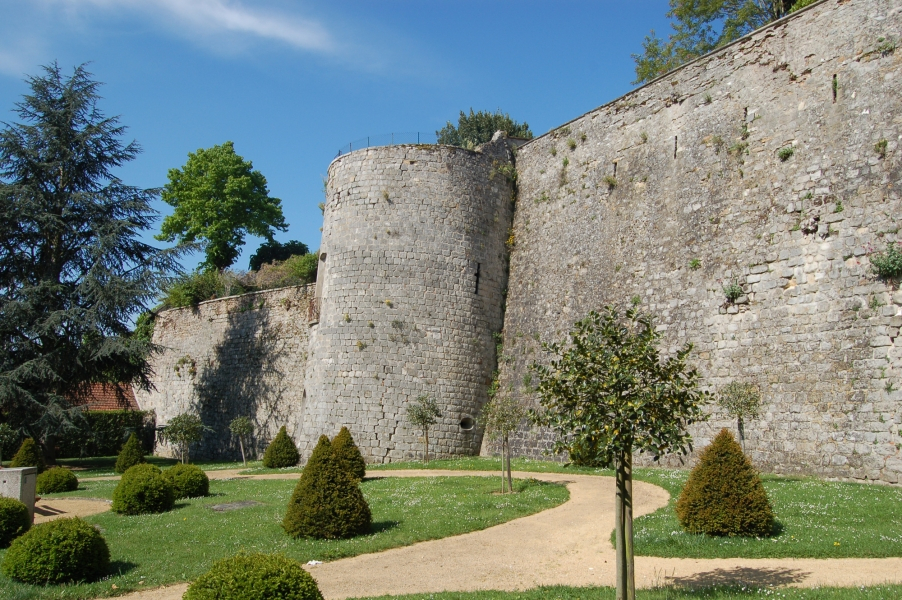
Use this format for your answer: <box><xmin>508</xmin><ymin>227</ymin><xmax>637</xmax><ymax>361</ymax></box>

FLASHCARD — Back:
<box><xmin>105</xmin><ymin>469</ymin><xmax>902</xmax><ymax>600</ymax></box>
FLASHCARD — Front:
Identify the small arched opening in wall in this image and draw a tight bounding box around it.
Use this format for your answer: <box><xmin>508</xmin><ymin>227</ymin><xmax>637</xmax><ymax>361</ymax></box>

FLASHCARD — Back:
<box><xmin>459</xmin><ymin>415</ymin><xmax>476</xmax><ymax>431</ymax></box>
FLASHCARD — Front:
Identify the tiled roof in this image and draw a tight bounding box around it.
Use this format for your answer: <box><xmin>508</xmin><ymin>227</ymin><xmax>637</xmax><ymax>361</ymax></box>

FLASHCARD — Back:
<box><xmin>67</xmin><ymin>383</ymin><xmax>139</xmax><ymax>411</ymax></box>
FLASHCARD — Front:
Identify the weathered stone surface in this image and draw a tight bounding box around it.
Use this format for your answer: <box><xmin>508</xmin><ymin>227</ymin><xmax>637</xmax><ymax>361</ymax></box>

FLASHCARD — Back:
<box><xmin>495</xmin><ymin>0</ymin><xmax>902</xmax><ymax>484</ymax></box>
<box><xmin>135</xmin><ymin>286</ymin><xmax>315</xmax><ymax>460</ymax></box>
<box><xmin>305</xmin><ymin>137</ymin><xmax>515</xmax><ymax>462</ymax></box>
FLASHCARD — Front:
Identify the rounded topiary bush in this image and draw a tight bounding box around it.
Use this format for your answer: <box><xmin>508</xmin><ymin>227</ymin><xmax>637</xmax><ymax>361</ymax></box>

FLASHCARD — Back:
<box><xmin>331</xmin><ymin>426</ymin><xmax>366</xmax><ymax>482</ymax></box>
<box><xmin>36</xmin><ymin>466</ymin><xmax>79</xmax><ymax>494</ymax></box>
<box><xmin>162</xmin><ymin>463</ymin><xmax>209</xmax><ymax>499</ymax></box>
<box><xmin>676</xmin><ymin>428</ymin><xmax>775</xmax><ymax>537</ymax></box>
<box><xmin>263</xmin><ymin>426</ymin><xmax>299</xmax><ymax>469</ymax></box>
<box><xmin>115</xmin><ymin>433</ymin><xmax>146</xmax><ymax>474</ymax></box>
<box><xmin>112</xmin><ymin>463</ymin><xmax>175</xmax><ymax>515</ymax></box>
<box><xmin>283</xmin><ymin>435</ymin><xmax>371</xmax><ymax>539</ymax></box>
<box><xmin>0</xmin><ymin>497</ymin><xmax>30</xmax><ymax>548</ymax></box>
<box><xmin>9</xmin><ymin>437</ymin><xmax>46</xmax><ymax>473</ymax></box>
<box><xmin>183</xmin><ymin>553</ymin><xmax>323</xmax><ymax>600</ymax></box>
<box><xmin>1</xmin><ymin>517</ymin><xmax>109</xmax><ymax>584</ymax></box>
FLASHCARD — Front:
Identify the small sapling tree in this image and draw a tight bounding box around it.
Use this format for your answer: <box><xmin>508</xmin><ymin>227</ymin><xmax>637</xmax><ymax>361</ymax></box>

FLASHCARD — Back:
<box><xmin>229</xmin><ymin>416</ymin><xmax>253</xmax><ymax>467</ymax></box>
<box><xmin>159</xmin><ymin>413</ymin><xmax>210</xmax><ymax>464</ymax></box>
<box><xmin>481</xmin><ymin>388</ymin><xmax>526</xmax><ymax>494</ymax></box>
<box><xmin>405</xmin><ymin>395</ymin><xmax>441</xmax><ymax>464</ymax></box>
<box><xmin>530</xmin><ymin>306</ymin><xmax>708</xmax><ymax>600</ymax></box>
<box><xmin>717</xmin><ymin>381</ymin><xmax>762</xmax><ymax>453</ymax></box>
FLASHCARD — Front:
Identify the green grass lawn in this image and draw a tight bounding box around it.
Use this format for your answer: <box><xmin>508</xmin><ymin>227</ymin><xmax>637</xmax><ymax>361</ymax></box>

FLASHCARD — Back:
<box><xmin>0</xmin><ymin>475</ymin><xmax>567</xmax><ymax>600</ymax></box>
<box><xmin>352</xmin><ymin>585</ymin><xmax>902</xmax><ymax>600</ymax></box>
<box><xmin>375</xmin><ymin>457</ymin><xmax>902</xmax><ymax>559</ymax></box>
<box><xmin>53</xmin><ymin>456</ymin><xmax>252</xmax><ymax>478</ymax></box>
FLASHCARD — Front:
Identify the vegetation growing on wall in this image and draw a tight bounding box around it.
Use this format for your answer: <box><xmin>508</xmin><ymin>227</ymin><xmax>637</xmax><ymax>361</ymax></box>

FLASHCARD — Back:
<box><xmin>436</xmin><ymin>109</ymin><xmax>532</xmax><ymax>149</ymax></box>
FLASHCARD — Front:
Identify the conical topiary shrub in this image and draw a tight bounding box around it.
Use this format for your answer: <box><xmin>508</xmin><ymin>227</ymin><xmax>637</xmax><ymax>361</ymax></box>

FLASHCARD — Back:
<box><xmin>9</xmin><ymin>438</ymin><xmax>45</xmax><ymax>474</ymax></box>
<box><xmin>115</xmin><ymin>433</ymin><xmax>146</xmax><ymax>474</ymax></box>
<box><xmin>282</xmin><ymin>435</ymin><xmax>371</xmax><ymax>539</ymax></box>
<box><xmin>263</xmin><ymin>426</ymin><xmax>299</xmax><ymax>468</ymax></box>
<box><xmin>331</xmin><ymin>426</ymin><xmax>366</xmax><ymax>482</ymax></box>
<box><xmin>676</xmin><ymin>428</ymin><xmax>774</xmax><ymax>537</ymax></box>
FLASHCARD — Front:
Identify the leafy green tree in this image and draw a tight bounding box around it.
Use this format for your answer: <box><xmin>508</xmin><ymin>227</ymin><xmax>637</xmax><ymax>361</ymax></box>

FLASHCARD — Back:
<box><xmin>530</xmin><ymin>307</ymin><xmax>708</xmax><ymax>600</ymax></box>
<box><xmin>248</xmin><ymin>240</ymin><xmax>309</xmax><ymax>271</ymax></box>
<box><xmin>9</xmin><ymin>438</ymin><xmax>46</xmax><ymax>473</ymax></box>
<box><xmin>481</xmin><ymin>389</ymin><xmax>525</xmax><ymax>494</ymax></box>
<box><xmin>157</xmin><ymin>141</ymin><xmax>287</xmax><ymax>271</ymax></box>
<box><xmin>405</xmin><ymin>395</ymin><xmax>442</xmax><ymax>464</ymax></box>
<box><xmin>717</xmin><ymin>381</ymin><xmax>762</xmax><ymax>452</ymax></box>
<box><xmin>115</xmin><ymin>432</ymin><xmax>146</xmax><ymax>474</ymax></box>
<box><xmin>0</xmin><ymin>63</ymin><xmax>177</xmax><ymax>459</ymax></box>
<box><xmin>229</xmin><ymin>416</ymin><xmax>253</xmax><ymax>467</ymax></box>
<box><xmin>632</xmin><ymin>1</ymin><xmax>794</xmax><ymax>84</ymax></box>
<box><xmin>331</xmin><ymin>426</ymin><xmax>366</xmax><ymax>482</ymax></box>
<box><xmin>159</xmin><ymin>413</ymin><xmax>211</xmax><ymax>464</ymax></box>
<box><xmin>436</xmin><ymin>109</ymin><xmax>533</xmax><ymax>149</ymax></box>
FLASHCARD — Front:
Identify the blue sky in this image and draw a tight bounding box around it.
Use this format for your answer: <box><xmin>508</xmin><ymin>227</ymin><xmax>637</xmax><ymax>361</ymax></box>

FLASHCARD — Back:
<box><xmin>0</xmin><ymin>0</ymin><xmax>672</xmax><ymax>273</ymax></box>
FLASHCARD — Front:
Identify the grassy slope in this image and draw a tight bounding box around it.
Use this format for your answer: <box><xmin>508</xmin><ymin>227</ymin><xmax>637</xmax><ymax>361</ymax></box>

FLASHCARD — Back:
<box><xmin>0</xmin><ymin>476</ymin><xmax>567</xmax><ymax>600</ymax></box>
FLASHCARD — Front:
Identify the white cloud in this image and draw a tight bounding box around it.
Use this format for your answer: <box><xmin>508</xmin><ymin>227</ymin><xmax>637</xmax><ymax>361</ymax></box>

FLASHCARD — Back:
<box><xmin>49</xmin><ymin>0</ymin><xmax>336</xmax><ymax>54</ymax></box>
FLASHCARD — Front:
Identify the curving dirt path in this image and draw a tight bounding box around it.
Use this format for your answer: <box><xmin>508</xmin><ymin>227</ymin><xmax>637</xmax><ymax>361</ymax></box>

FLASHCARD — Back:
<box><xmin>108</xmin><ymin>468</ymin><xmax>902</xmax><ymax>600</ymax></box>
<box><xmin>33</xmin><ymin>497</ymin><xmax>111</xmax><ymax>523</ymax></box>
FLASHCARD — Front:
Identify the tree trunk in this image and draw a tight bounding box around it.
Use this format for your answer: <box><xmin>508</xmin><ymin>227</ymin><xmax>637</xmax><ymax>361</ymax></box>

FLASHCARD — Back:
<box><xmin>615</xmin><ymin>449</ymin><xmax>635</xmax><ymax>600</ymax></box>
<box><xmin>505</xmin><ymin>435</ymin><xmax>513</xmax><ymax>494</ymax></box>
<box><xmin>501</xmin><ymin>437</ymin><xmax>508</xmax><ymax>493</ymax></box>
<box><xmin>41</xmin><ymin>435</ymin><xmax>58</xmax><ymax>466</ymax></box>
<box><xmin>239</xmin><ymin>438</ymin><xmax>247</xmax><ymax>467</ymax></box>
<box><xmin>424</xmin><ymin>429</ymin><xmax>429</xmax><ymax>464</ymax></box>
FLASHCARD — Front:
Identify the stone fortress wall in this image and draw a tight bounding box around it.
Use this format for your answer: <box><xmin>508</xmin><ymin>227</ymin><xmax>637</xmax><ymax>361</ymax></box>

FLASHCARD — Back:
<box><xmin>138</xmin><ymin>0</ymin><xmax>902</xmax><ymax>482</ymax></box>
<box><xmin>495</xmin><ymin>0</ymin><xmax>902</xmax><ymax>483</ymax></box>
<box><xmin>300</xmin><ymin>138</ymin><xmax>515</xmax><ymax>461</ymax></box>
<box><xmin>135</xmin><ymin>285</ymin><xmax>316</xmax><ymax>459</ymax></box>
<box><xmin>139</xmin><ymin>137</ymin><xmax>515</xmax><ymax>462</ymax></box>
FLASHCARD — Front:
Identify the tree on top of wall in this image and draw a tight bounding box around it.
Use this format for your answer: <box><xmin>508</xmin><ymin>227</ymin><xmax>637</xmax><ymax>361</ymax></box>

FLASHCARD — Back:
<box><xmin>632</xmin><ymin>0</ymin><xmax>813</xmax><ymax>84</ymax></box>
<box><xmin>156</xmin><ymin>142</ymin><xmax>287</xmax><ymax>272</ymax></box>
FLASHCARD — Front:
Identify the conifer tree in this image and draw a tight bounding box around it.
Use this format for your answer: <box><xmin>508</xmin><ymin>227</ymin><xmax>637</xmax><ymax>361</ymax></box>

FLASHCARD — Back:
<box><xmin>331</xmin><ymin>426</ymin><xmax>366</xmax><ymax>482</ymax></box>
<box><xmin>115</xmin><ymin>433</ymin><xmax>146</xmax><ymax>473</ymax></box>
<box><xmin>263</xmin><ymin>426</ymin><xmax>299</xmax><ymax>468</ymax></box>
<box><xmin>676</xmin><ymin>428</ymin><xmax>774</xmax><ymax>537</ymax></box>
<box><xmin>282</xmin><ymin>435</ymin><xmax>371</xmax><ymax>539</ymax></box>
<box><xmin>9</xmin><ymin>438</ymin><xmax>45</xmax><ymax>473</ymax></box>
<box><xmin>0</xmin><ymin>63</ymin><xmax>178</xmax><ymax>456</ymax></box>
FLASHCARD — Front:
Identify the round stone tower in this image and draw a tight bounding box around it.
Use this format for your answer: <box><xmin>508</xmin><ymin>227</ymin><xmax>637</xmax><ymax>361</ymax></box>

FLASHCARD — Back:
<box><xmin>302</xmin><ymin>136</ymin><xmax>515</xmax><ymax>462</ymax></box>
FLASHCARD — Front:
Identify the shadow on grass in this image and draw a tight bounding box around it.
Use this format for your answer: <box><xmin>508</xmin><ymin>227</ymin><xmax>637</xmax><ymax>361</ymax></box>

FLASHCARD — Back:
<box><xmin>668</xmin><ymin>566</ymin><xmax>809</xmax><ymax>588</ymax></box>
<box><xmin>106</xmin><ymin>560</ymin><xmax>139</xmax><ymax>578</ymax></box>
<box><xmin>370</xmin><ymin>520</ymin><xmax>400</xmax><ymax>534</ymax></box>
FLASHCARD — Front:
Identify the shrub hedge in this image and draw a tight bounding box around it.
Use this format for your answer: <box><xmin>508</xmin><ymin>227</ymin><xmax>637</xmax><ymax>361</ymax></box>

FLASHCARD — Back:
<box><xmin>676</xmin><ymin>428</ymin><xmax>775</xmax><ymax>537</ymax></box>
<box><xmin>115</xmin><ymin>432</ymin><xmax>147</xmax><ymax>473</ymax></box>
<box><xmin>0</xmin><ymin>497</ymin><xmax>30</xmax><ymax>548</ymax></box>
<box><xmin>1</xmin><ymin>517</ymin><xmax>110</xmax><ymax>584</ymax></box>
<box><xmin>263</xmin><ymin>426</ymin><xmax>299</xmax><ymax>468</ymax></box>
<box><xmin>9</xmin><ymin>438</ymin><xmax>46</xmax><ymax>473</ymax></box>
<box><xmin>183</xmin><ymin>553</ymin><xmax>323</xmax><ymax>600</ymax></box>
<box><xmin>112</xmin><ymin>463</ymin><xmax>175</xmax><ymax>515</ymax></box>
<box><xmin>332</xmin><ymin>426</ymin><xmax>366</xmax><ymax>482</ymax></box>
<box><xmin>162</xmin><ymin>463</ymin><xmax>209</xmax><ymax>499</ymax></box>
<box><xmin>56</xmin><ymin>410</ymin><xmax>155</xmax><ymax>459</ymax></box>
<box><xmin>36</xmin><ymin>467</ymin><xmax>79</xmax><ymax>494</ymax></box>
<box><xmin>283</xmin><ymin>435</ymin><xmax>371</xmax><ymax>539</ymax></box>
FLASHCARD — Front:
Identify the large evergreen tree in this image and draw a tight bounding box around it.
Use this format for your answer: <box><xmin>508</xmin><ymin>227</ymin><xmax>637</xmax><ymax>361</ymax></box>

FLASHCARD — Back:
<box><xmin>0</xmin><ymin>63</ymin><xmax>177</xmax><ymax>458</ymax></box>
